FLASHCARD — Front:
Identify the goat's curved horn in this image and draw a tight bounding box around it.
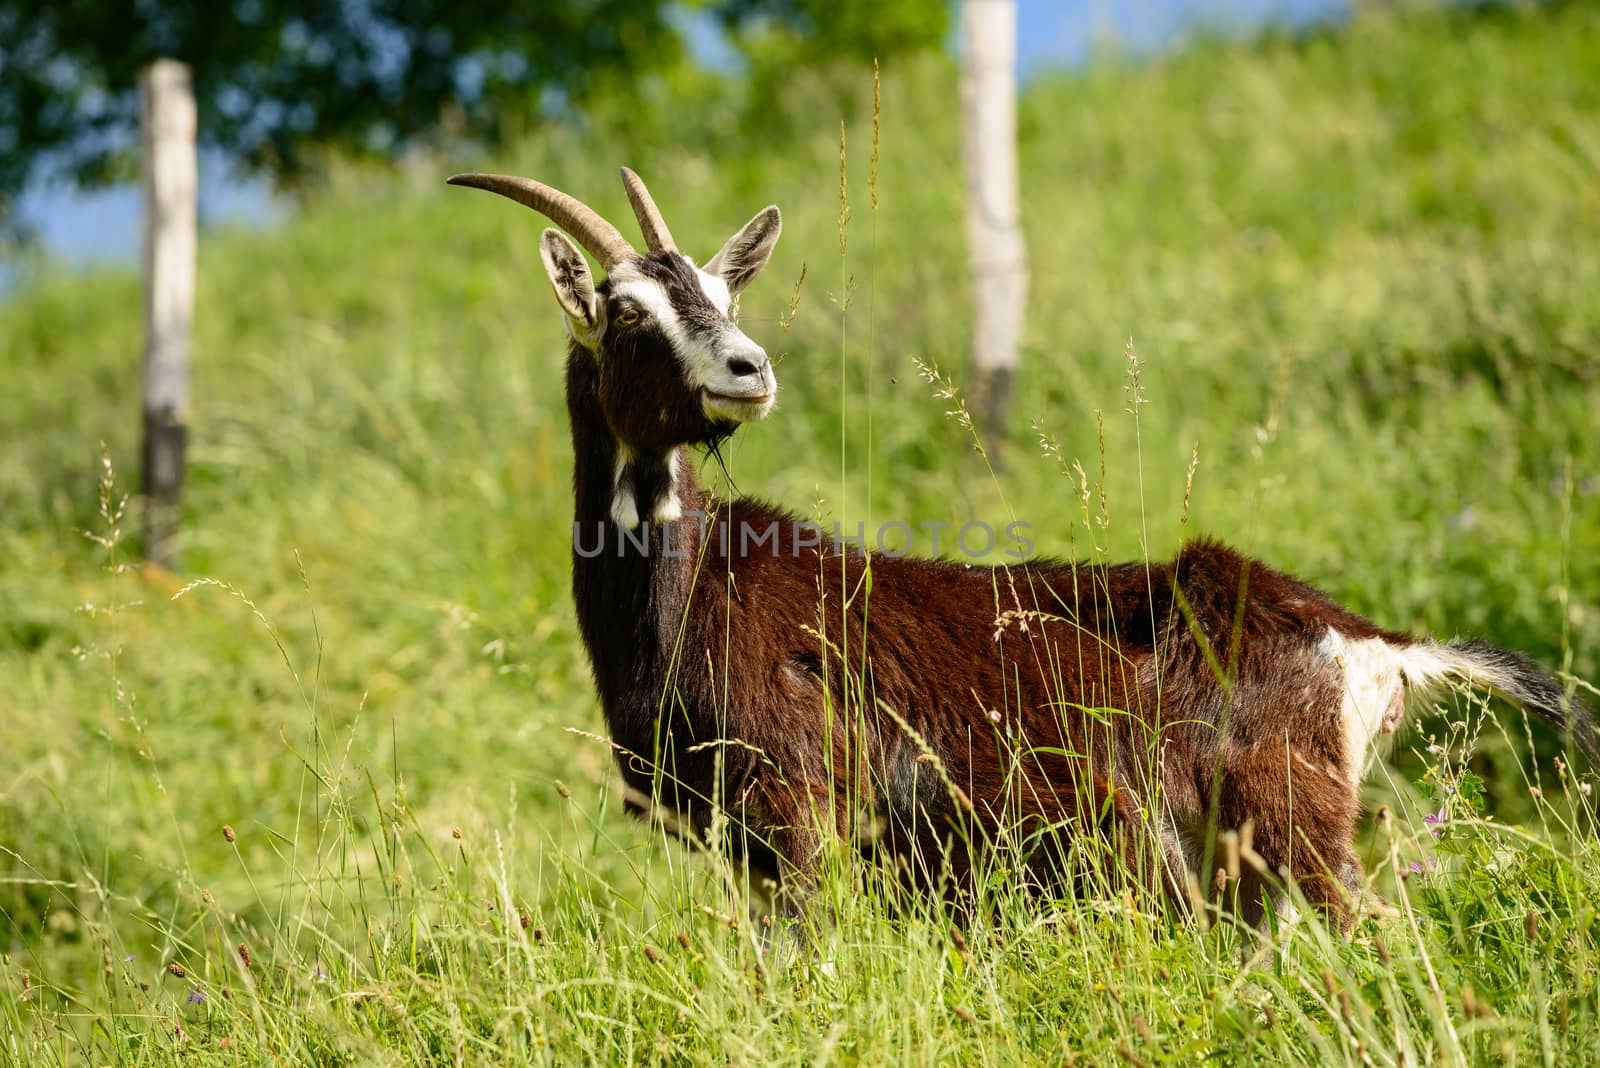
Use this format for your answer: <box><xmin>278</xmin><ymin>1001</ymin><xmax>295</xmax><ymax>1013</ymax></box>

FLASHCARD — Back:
<box><xmin>619</xmin><ymin>166</ymin><xmax>677</xmax><ymax>254</ymax></box>
<box><xmin>446</xmin><ymin>172</ymin><xmax>636</xmax><ymax>270</ymax></box>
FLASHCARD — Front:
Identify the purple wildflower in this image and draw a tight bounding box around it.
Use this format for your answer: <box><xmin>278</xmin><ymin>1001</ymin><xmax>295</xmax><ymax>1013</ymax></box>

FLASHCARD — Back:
<box><xmin>186</xmin><ymin>989</ymin><xmax>206</xmax><ymax>1004</ymax></box>
<box><xmin>1424</xmin><ymin>810</ymin><xmax>1445</xmax><ymax>837</ymax></box>
<box><xmin>1407</xmin><ymin>861</ymin><xmax>1426</xmax><ymax>875</ymax></box>
<box><xmin>123</xmin><ymin>955</ymin><xmax>134</xmax><ymax>962</ymax></box>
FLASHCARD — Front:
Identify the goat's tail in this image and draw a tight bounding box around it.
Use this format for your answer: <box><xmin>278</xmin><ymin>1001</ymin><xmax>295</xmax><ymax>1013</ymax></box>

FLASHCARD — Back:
<box><xmin>1397</xmin><ymin>638</ymin><xmax>1599</xmax><ymax>767</ymax></box>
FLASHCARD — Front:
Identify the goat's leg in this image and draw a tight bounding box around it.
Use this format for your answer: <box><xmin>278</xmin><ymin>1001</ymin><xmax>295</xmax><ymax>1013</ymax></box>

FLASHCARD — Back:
<box><xmin>750</xmin><ymin>778</ymin><xmax>835</xmax><ymax>957</ymax></box>
<box><xmin>1216</xmin><ymin>745</ymin><xmax>1363</xmax><ymax>934</ymax></box>
<box><xmin>1099</xmin><ymin>778</ymin><xmax>1191</xmax><ymax>911</ymax></box>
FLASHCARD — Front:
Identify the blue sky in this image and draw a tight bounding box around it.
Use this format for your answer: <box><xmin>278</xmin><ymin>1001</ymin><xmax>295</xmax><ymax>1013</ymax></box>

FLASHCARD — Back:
<box><xmin>1013</xmin><ymin>0</ymin><xmax>1345</xmax><ymax>69</ymax></box>
<box><xmin>10</xmin><ymin>0</ymin><xmax>1349</xmax><ymax>270</ymax></box>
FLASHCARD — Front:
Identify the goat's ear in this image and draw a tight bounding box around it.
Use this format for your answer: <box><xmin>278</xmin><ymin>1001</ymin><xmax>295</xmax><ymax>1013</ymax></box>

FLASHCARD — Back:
<box><xmin>539</xmin><ymin>228</ymin><xmax>601</xmax><ymax>339</ymax></box>
<box><xmin>705</xmin><ymin>206</ymin><xmax>781</xmax><ymax>295</ymax></box>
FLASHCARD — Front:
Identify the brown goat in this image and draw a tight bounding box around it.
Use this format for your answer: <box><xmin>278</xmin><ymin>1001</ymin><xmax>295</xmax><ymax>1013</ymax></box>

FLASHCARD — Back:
<box><xmin>449</xmin><ymin>167</ymin><xmax>1597</xmax><ymax>933</ymax></box>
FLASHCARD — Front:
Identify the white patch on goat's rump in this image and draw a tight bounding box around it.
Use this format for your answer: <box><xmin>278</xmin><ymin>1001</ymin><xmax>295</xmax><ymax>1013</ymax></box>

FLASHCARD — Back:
<box><xmin>1319</xmin><ymin>629</ymin><xmax>1480</xmax><ymax>781</ymax></box>
<box><xmin>1319</xmin><ymin>628</ymin><xmax>1409</xmax><ymax>781</ymax></box>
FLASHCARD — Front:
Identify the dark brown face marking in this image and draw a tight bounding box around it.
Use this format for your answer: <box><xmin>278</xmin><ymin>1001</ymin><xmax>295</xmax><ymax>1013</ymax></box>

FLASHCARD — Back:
<box><xmin>589</xmin><ymin>253</ymin><xmax>734</xmax><ymax>452</ymax></box>
<box><xmin>628</xmin><ymin>253</ymin><xmax>726</xmax><ymax>336</ymax></box>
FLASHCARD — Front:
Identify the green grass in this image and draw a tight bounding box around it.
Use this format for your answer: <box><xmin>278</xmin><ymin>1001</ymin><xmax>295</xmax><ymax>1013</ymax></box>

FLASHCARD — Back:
<box><xmin>4</xmin><ymin>3</ymin><xmax>1600</xmax><ymax>1063</ymax></box>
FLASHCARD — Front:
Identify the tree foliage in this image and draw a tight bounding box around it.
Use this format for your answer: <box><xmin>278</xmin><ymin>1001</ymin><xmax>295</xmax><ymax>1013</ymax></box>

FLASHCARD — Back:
<box><xmin>0</xmin><ymin>0</ymin><xmax>949</xmax><ymax>217</ymax></box>
<box><xmin>715</xmin><ymin>0</ymin><xmax>949</xmax><ymax>63</ymax></box>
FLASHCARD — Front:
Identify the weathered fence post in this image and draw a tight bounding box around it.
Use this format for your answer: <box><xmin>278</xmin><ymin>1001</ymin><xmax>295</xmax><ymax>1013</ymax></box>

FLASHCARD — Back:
<box><xmin>961</xmin><ymin>0</ymin><xmax>1026</xmax><ymax>461</ymax></box>
<box><xmin>139</xmin><ymin>59</ymin><xmax>196</xmax><ymax>568</ymax></box>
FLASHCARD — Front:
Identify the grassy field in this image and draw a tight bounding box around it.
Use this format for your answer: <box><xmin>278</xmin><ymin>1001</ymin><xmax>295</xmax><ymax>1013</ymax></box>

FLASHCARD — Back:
<box><xmin>4</xmin><ymin>3</ymin><xmax>1600</xmax><ymax>1063</ymax></box>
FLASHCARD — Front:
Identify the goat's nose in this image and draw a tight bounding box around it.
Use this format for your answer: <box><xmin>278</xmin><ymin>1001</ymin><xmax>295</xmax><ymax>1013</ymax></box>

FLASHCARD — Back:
<box><xmin>727</xmin><ymin>354</ymin><xmax>769</xmax><ymax>378</ymax></box>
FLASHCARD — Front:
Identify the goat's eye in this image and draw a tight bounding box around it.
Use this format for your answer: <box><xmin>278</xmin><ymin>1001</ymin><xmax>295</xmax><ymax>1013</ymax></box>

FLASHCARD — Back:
<box><xmin>614</xmin><ymin>307</ymin><xmax>641</xmax><ymax>326</ymax></box>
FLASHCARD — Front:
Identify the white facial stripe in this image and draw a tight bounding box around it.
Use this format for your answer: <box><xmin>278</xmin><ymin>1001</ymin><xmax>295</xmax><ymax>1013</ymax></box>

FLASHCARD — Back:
<box><xmin>609</xmin><ymin>266</ymin><xmax>730</xmax><ymax>390</ymax></box>
<box><xmin>606</xmin><ymin>256</ymin><xmax>775</xmax><ymax>416</ymax></box>
<box><xmin>609</xmin><ymin>276</ymin><xmax>686</xmax><ymax>350</ymax></box>
<box><xmin>695</xmin><ymin>268</ymin><xmax>732</xmax><ymax>315</ymax></box>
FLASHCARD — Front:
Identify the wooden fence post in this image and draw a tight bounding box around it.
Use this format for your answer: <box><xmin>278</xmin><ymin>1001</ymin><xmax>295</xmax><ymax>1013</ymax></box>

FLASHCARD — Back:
<box><xmin>961</xmin><ymin>0</ymin><xmax>1026</xmax><ymax>461</ymax></box>
<box><xmin>139</xmin><ymin>59</ymin><xmax>196</xmax><ymax>568</ymax></box>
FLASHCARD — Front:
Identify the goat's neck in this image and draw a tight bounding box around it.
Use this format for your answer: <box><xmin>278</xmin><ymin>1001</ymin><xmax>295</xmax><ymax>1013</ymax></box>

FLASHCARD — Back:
<box><xmin>565</xmin><ymin>349</ymin><xmax>706</xmax><ymax>743</ymax></box>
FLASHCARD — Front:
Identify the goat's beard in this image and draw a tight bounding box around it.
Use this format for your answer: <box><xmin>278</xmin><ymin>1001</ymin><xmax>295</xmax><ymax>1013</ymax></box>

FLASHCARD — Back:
<box><xmin>698</xmin><ymin>429</ymin><xmax>740</xmax><ymax>494</ymax></box>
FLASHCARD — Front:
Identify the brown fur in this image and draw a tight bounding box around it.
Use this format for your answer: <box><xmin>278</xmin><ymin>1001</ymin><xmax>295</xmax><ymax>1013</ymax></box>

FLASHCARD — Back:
<box><xmin>562</xmin><ymin>286</ymin><xmax>1420</xmax><ymax>929</ymax></box>
<box><xmin>455</xmin><ymin>195</ymin><xmax>1593</xmax><ymax>935</ymax></box>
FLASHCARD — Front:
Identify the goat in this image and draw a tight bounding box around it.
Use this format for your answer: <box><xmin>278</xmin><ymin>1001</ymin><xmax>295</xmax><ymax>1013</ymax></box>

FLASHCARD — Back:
<box><xmin>448</xmin><ymin>167</ymin><xmax>1597</xmax><ymax>933</ymax></box>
